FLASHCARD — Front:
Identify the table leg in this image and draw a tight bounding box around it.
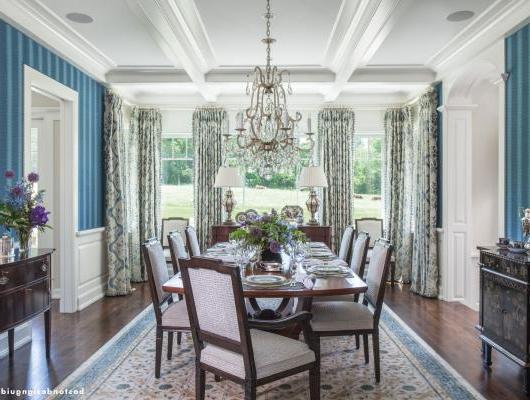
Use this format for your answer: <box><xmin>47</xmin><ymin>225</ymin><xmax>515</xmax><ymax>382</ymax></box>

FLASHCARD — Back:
<box><xmin>8</xmin><ymin>328</ymin><xmax>14</xmax><ymax>359</ymax></box>
<box><xmin>44</xmin><ymin>309</ymin><xmax>51</xmax><ymax>359</ymax></box>
<box><xmin>525</xmin><ymin>368</ymin><xmax>530</xmax><ymax>395</ymax></box>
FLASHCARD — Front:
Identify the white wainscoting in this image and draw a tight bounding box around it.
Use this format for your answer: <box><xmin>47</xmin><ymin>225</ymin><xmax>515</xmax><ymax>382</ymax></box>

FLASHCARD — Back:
<box><xmin>76</xmin><ymin>227</ymin><xmax>107</xmax><ymax>311</ymax></box>
<box><xmin>0</xmin><ymin>322</ymin><xmax>32</xmax><ymax>359</ymax></box>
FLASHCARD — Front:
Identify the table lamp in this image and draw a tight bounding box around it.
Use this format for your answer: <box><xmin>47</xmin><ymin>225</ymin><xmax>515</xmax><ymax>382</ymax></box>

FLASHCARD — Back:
<box><xmin>214</xmin><ymin>167</ymin><xmax>243</xmax><ymax>225</ymax></box>
<box><xmin>298</xmin><ymin>166</ymin><xmax>328</xmax><ymax>225</ymax></box>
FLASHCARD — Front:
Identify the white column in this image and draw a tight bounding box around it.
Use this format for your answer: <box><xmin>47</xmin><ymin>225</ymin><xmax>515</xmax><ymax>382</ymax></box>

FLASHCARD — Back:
<box><xmin>493</xmin><ymin>77</ymin><xmax>506</xmax><ymax>237</ymax></box>
<box><xmin>438</xmin><ymin>104</ymin><xmax>477</xmax><ymax>306</ymax></box>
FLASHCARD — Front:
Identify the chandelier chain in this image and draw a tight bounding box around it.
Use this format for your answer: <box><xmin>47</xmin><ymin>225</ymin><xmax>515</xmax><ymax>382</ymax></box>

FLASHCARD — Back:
<box><xmin>265</xmin><ymin>0</ymin><xmax>272</xmax><ymax>69</ymax></box>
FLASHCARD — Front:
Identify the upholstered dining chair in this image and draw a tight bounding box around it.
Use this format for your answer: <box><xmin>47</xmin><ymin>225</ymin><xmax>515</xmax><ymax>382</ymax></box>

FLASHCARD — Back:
<box><xmin>167</xmin><ymin>230</ymin><xmax>190</xmax><ymax>275</ymax></box>
<box><xmin>355</xmin><ymin>218</ymin><xmax>395</xmax><ymax>286</ymax></box>
<box><xmin>185</xmin><ymin>226</ymin><xmax>201</xmax><ymax>257</ymax></box>
<box><xmin>180</xmin><ymin>257</ymin><xmax>321</xmax><ymax>400</ymax></box>
<box><xmin>309</xmin><ymin>239</ymin><xmax>393</xmax><ymax>383</ymax></box>
<box><xmin>142</xmin><ymin>238</ymin><xmax>190</xmax><ymax>378</ymax></box>
<box><xmin>161</xmin><ymin>217</ymin><xmax>189</xmax><ymax>248</ymax></box>
<box><xmin>337</xmin><ymin>225</ymin><xmax>355</xmax><ymax>263</ymax></box>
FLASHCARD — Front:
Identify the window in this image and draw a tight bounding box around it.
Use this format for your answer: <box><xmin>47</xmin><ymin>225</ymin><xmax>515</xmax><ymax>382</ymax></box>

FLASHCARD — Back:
<box><xmin>230</xmin><ymin>136</ymin><xmax>314</xmax><ymax>216</ymax></box>
<box><xmin>160</xmin><ymin>136</ymin><xmax>194</xmax><ymax>219</ymax></box>
<box><xmin>352</xmin><ymin>135</ymin><xmax>383</xmax><ymax>220</ymax></box>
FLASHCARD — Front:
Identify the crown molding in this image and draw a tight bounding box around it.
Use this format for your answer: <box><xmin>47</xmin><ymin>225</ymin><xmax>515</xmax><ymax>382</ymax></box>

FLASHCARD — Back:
<box><xmin>349</xmin><ymin>66</ymin><xmax>435</xmax><ymax>83</ymax></box>
<box><xmin>0</xmin><ymin>0</ymin><xmax>116</xmax><ymax>82</ymax></box>
<box><xmin>325</xmin><ymin>0</ymin><xmax>415</xmax><ymax>101</ymax></box>
<box><xmin>126</xmin><ymin>0</ymin><xmax>216</xmax><ymax>101</ymax></box>
<box><xmin>428</xmin><ymin>0</ymin><xmax>530</xmax><ymax>76</ymax></box>
<box><xmin>106</xmin><ymin>68</ymin><xmax>192</xmax><ymax>83</ymax></box>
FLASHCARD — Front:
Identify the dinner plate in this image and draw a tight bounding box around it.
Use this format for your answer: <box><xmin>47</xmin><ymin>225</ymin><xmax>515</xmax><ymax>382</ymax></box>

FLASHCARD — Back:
<box><xmin>307</xmin><ymin>265</ymin><xmax>350</xmax><ymax>275</ymax></box>
<box><xmin>244</xmin><ymin>275</ymin><xmax>288</xmax><ymax>287</ymax></box>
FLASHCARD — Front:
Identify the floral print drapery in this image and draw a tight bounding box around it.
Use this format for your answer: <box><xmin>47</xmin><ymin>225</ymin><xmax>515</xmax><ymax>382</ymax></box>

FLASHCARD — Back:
<box><xmin>192</xmin><ymin>107</ymin><xmax>226</xmax><ymax>251</ymax></box>
<box><xmin>104</xmin><ymin>90</ymin><xmax>133</xmax><ymax>295</ymax></box>
<box><xmin>131</xmin><ymin>107</ymin><xmax>162</xmax><ymax>281</ymax></box>
<box><xmin>384</xmin><ymin>88</ymin><xmax>438</xmax><ymax>297</ymax></box>
<box><xmin>318</xmin><ymin>107</ymin><xmax>355</xmax><ymax>252</ymax></box>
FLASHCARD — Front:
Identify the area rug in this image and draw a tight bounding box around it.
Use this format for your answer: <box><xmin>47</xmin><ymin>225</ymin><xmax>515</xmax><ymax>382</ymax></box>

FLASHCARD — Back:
<box><xmin>48</xmin><ymin>303</ymin><xmax>484</xmax><ymax>400</ymax></box>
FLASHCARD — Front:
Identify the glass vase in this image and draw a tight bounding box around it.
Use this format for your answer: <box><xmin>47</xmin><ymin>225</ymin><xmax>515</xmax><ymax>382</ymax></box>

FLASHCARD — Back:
<box><xmin>16</xmin><ymin>229</ymin><xmax>33</xmax><ymax>253</ymax></box>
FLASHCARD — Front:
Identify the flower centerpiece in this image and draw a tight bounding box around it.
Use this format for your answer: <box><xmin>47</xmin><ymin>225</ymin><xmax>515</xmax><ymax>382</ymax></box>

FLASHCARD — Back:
<box><xmin>229</xmin><ymin>210</ymin><xmax>307</xmax><ymax>263</ymax></box>
<box><xmin>0</xmin><ymin>170</ymin><xmax>51</xmax><ymax>252</ymax></box>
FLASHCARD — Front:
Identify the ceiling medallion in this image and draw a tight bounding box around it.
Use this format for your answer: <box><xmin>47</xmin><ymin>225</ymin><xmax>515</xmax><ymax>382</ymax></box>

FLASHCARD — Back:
<box><xmin>230</xmin><ymin>0</ymin><xmax>314</xmax><ymax>180</ymax></box>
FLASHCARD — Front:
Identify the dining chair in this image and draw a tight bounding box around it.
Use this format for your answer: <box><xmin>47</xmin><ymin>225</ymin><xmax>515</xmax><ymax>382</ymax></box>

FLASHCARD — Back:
<box><xmin>309</xmin><ymin>239</ymin><xmax>393</xmax><ymax>383</ymax></box>
<box><xmin>141</xmin><ymin>238</ymin><xmax>190</xmax><ymax>378</ymax></box>
<box><xmin>337</xmin><ymin>225</ymin><xmax>355</xmax><ymax>263</ymax></box>
<box><xmin>180</xmin><ymin>256</ymin><xmax>320</xmax><ymax>400</ymax></box>
<box><xmin>167</xmin><ymin>230</ymin><xmax>190</xmax><ymax>275</ymax></box>
<box><xmin>355</xmin><ymin>218</ymin><xmax>395</xmax><ymax>286</ymax></box>
<box><xmin>161</xmin><ymin>217</ymin><xmax>189</xmax><ymax>248</ymax></box>
<box><xmin>185</xmin><ymin>226</ymin><xmax>201</xmax><ymax>257</ymax></box>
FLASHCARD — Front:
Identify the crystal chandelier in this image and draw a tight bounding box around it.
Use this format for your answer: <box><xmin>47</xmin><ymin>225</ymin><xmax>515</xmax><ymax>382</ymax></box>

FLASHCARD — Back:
<box><xmin>232</xmin><ymin>0</ymin><xmax>314</xmax><ymax>180</ymax></box>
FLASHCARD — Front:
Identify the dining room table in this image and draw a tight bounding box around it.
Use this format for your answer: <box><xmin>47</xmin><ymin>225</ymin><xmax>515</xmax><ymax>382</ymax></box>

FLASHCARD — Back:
<box><xmin>162</xmin><ymin>241</ymin><xmax>368</xmax><ymax>322</ymax></box>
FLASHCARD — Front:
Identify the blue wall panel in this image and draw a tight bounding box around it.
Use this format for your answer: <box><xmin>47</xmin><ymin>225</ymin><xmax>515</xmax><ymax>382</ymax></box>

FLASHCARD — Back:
<box><xmin>0</xmin><ymin>19</ymin><xmax>104</xmax><ymax>230</ymax></box>
<box><xmin>505</xmin><ymin>24</ymin><xmax>530</xmax><ymax>240</ymax></box>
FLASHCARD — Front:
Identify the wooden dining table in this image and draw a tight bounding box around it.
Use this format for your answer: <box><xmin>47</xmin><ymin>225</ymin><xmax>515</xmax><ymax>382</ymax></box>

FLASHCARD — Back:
<box><xmin>162</xmin><ymin>241</ymin><xmax>368</xmax><ymax>320</ymax></box>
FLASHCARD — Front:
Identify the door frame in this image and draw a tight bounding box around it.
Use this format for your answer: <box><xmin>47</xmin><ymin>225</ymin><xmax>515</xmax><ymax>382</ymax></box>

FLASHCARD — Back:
<box><xmin>23</xmin><ymin>65</ymin><xmax>79</xmax><ymax>313</ymax></box>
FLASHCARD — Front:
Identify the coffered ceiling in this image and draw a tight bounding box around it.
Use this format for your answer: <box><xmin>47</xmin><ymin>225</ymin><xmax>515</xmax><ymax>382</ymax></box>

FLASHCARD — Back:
<box><xmin>1</xmin><ymin>0</ymin><xmax>528</xmax><ymax>105</ymax></box>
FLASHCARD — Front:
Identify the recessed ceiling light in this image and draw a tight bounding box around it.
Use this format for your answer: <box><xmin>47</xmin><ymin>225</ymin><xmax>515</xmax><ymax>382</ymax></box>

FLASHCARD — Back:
<box><xmin>446</xmin><ymin>10</ymin><xmax>475</xmax><ymax>22</ymax></box>
<box><xmin>66</xmin><ymin>12</ymin><xmax>93</xmax><ymax>24</ymax></box>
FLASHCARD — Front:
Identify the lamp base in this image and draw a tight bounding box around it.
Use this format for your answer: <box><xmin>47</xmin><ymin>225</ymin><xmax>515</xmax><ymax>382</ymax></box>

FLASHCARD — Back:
<box><xmin>305</xmin><ymin>219</ymin><xmax>320</xmax><ymax>226</ymax></box>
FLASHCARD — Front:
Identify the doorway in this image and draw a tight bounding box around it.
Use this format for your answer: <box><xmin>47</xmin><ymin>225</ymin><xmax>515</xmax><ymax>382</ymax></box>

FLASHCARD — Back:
<box><xmin>30</xmin><ymin>90</ymin><xmax>61</xmax><ymax>299</ymax></box>
<box><xmin>24</xmin><ymin>65</ymin><xmax>79</xmax><ymax>313</ymax></box>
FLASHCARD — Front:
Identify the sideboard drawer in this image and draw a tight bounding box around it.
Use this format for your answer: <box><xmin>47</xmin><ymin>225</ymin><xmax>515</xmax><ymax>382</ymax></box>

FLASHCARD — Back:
<box><xmin>480</xmin><ymin>252</ymin><xmax>528</xmax><ymax>281</ymax></box>
<box><xmin>0</xmin><ymin>256</ymin><xmax>49</xmax><ymax>294</ymax></box>
<box><xmin>0</xmin><ymin>278</ymin><xmax>49</xmax><ymax>331</ymax></box>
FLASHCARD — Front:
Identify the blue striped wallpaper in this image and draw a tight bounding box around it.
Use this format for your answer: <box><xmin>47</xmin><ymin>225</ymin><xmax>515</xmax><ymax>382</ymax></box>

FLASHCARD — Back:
<box><xmin>0</xmin><ymin>19</ymin><xmax>104</xmax><ymax>230</ymax></box>
<box><xmin>505</xmin><ymin>23</ymin><xmax>530</xmax><ymax>240</ymax></box>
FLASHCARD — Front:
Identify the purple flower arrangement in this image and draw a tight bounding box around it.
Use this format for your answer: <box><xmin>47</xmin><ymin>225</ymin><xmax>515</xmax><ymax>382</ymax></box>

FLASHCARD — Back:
<box><xmin>229</xmin><ymin>211</ymin><xmax>307</xmax><ymax>256</ymax></box>
<box><xmin>0</xmin><ymin>170</ymin><xmax>51</xmax><ymax>251</ymax></box>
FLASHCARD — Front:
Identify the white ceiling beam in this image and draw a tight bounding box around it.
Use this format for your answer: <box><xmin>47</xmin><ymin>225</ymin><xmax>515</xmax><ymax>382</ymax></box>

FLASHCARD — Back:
<box><xmin>427</xmin><ymin>0</ymin><xmax>530</xmax><ymax>77</ymax></box>
<box><xmin>206</xmin><ymin>67</ymin><xmax>335</xmax><ymax>83</ymax></box>
<box><xmin>106</xmin><ymin>68</ymin><xmax>192</xmax><ymax>84</ymax></box>
<box><xmin>349</xmin><ymin>66</ymin><xmax>436</xmax><ymax>83</ymax></box>
<box><xmin>126</xmin><ymin>0</ymin><xmax>217</xmax><ymax>101</ymax></box>
<box><xmin>0</xmin><ymin>0</ymin><xmax>116</xmax><ymax>82</ymax></box>
<box><xmin>324</xmin><ymin>0</ymin><xmax>414</xmax><ymax>101</ymax></box>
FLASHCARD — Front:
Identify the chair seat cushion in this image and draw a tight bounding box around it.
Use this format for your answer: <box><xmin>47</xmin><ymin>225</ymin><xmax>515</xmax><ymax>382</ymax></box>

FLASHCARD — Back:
<box><xmin>200</xmin><ymin>329</ymin><xmax>315</xmax><ymax>379</ymax></box>
<box><xmin>310</xmin><ymin>301</ymin><xmax>374</xmax><ymax>332</ymax></box>
<box><xmin>161</xmin><ymin>300</ymin><xmax>190</xmax><ymax>329</ymax></box>
<box><xmin>313</xmin><ymin>294</ymin><xmax>356</xmax><ymax>302</ymax></box>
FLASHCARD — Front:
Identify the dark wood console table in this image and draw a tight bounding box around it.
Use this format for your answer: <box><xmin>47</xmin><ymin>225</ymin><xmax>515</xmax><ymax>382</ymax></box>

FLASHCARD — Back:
<box><xmin>478</xmin><ymin>246</ymin><xmax>530</xmax><ymax>393</ymax></box>
<box><xmin>211</xmin><ymin>224</ymin><xmax>332</xmax><ymax>248</ymax></box>
<box><xmin>0</xmin><ymin>248</ymin><xmax>54</xmax><ymax>359</ymax></box>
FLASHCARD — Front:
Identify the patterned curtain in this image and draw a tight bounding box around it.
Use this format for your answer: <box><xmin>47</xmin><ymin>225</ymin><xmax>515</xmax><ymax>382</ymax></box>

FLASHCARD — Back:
<box><xmin>318</xmin><ymin>108</ymin><xmax>355</xmax><ymax>252</ymax></box>
<box><xmin>192</xmin><ymin>107</ymin><xmax>226</xmax><ymax>251</ymax></box>
<box><xmin>410</xmin><ymin>89</ymin><xmax>439</xmax><ymax>297</ymax></box>
<box><xmin>131</xmin><ymin>107</ymin><xmax>162</xmax><ymax>281</ymax></box>
<box><xmin>384</xmin><ymin>107</ymin><xmax>414</xmax><ymax>283</ymax></box>
<box><xmin>103</xmin><ymin>90</ymin><xmax>132</xmax><ymax>296</ymax></box>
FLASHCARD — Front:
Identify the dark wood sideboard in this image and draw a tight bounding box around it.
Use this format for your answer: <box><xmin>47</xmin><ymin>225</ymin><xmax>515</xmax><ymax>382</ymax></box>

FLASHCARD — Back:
<box><xmin>211</xmin><ymin>224</ymin><xmax>332</xmax><ymax>248</ymax></box>
<box><xmin>478</xmin><ymin>246</ymin><xmax>530</xmax><ymax>393</ymax></box>
<box><xmin>0</xmin><ymin>248</ymin><xmax>53</xmax><ymax>359</ymax></box>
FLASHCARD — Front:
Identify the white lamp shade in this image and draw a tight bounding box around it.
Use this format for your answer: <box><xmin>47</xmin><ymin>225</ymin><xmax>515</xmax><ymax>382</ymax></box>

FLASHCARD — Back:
<box><xmin>214</xmin><ymin>167</ymin><xmax>243</xmax><ymax>188</ymax></box>
<box><xmin>298</xmin><ymin>166</ymin><xmax>328</xmax><ymax>188</ymax></box>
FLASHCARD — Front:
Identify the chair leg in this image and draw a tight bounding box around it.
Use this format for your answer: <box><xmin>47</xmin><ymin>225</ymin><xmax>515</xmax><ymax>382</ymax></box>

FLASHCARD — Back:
<box><xmin>167</xmin><ymin>331</ymin><xmax>173</xmax><ymax>360</ymax></box>
<box><xmin>363</xmin><ymin>334</ymin><xmax>369</xmax><ymax>364</ymax></box>
<box><xmin>373</xmin><ymin>330</ymin><xmax>381</xmax><ymax>383</ymax></box>
<box><xmin>309</xmin><ymin>365</ymin><xmax>320</xmax><ymax>400</ymax></box>
<box><xmin>177</xmin><ymin>331</ymin><xmax>182</xmax><ymax>345</ymax></box>
<box><xmin>196</xmin><ymin>365</ymin><xmax>205</xmax><ymax>400</ymax></box>
<box><xmin>355</xmin><ymin>334</ymin><xmax>360</xmax><ymax>349</ymax></box>
<box><xmin>155</xmin><ymin>327</ymin><xmax>163</xmax><ymax>378</ymax></box>
<box><xmin>244</xmin><ymin>380</ymin><xmax>256</xmax><ymax>400</ymax></box>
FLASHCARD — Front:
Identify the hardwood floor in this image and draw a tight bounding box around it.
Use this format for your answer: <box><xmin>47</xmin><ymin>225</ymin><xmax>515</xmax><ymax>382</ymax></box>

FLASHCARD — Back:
<box><xmin>0</xmin><ymin>283</ymin><xmax>152</xmax><ymax>393</ymax></box>
<box><xmin>0</xmin><ymin>281</ymin><xmax>527</xmax><ymax>399</ymax></box>
<box><xmin>385</xmin><ymin>284</ymin><xmax>528</xmax><ymax>400</ymax></box>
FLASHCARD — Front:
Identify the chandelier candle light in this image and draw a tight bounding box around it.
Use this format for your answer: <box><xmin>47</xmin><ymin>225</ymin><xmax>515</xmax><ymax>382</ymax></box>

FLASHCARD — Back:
<box><xmin>214</xmin><ymin>167</ymin><xmax>243</xmax><ymax>225</ymax></box>
<box><xmin>299</xmin><ymin>166</ymin><xmax>328</xmax><ymax>225</ymax></box>
<box><xmin>234</xmin><ymin>0</ymin><xmax>315</xmax><ymax>179</ymax></box>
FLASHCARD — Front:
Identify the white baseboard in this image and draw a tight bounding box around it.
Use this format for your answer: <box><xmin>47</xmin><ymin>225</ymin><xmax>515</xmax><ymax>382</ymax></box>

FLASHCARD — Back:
<box><xmin>0</xmin><ymin>322</ymin><xmax>32</xmax><ymax>359</ymax></box>
<box><xmin>77</xmin><ymin>274</ymin><xmax>107</xmax><ymax>311</ymax></box>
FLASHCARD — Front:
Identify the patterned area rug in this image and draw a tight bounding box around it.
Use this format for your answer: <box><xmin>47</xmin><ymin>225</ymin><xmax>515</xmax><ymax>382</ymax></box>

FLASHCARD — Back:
<box><xmin>49</xmin><ymin>303</ymin><xmax>483</xmax><ymax>400</ymax></box>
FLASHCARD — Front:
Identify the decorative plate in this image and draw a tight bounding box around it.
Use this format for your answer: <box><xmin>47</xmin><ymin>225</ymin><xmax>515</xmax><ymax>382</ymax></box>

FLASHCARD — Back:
<box><xmin>244</xmin><ymin>275</ymin><xmax>288</xmax><ymax>287</ymax></box>
<box><xmin>307</xmin><ymin>265</ymin><xmax>350</xmax><ymax>275</ymax></box>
